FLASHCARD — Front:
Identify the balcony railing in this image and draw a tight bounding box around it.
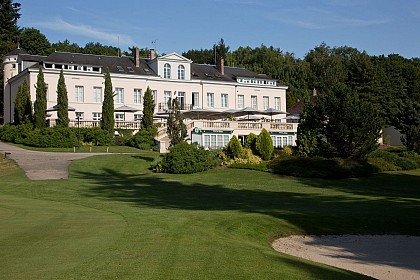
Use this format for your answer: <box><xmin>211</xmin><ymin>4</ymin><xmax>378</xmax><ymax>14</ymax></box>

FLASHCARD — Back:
<box><xmin>157</xmin><ymin>103</ymin><xmax>193</xmax><ymax>112</ymax></box>
<box><xmin>64</xmin><ymin>119</ymin><xmax>298</xmax><ymax>132</ymax></box>
<box><xmin>191</xmin><ymin>120</ymin><xmax>298</xmax><ymax>132</ymax></box>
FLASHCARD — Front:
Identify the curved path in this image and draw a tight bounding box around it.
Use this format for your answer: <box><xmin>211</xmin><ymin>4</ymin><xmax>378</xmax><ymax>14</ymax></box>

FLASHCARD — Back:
<box><xmin>0</xmin><ymin>141</ymin><xmax>106</xmax><ymax>180</ymax></box>
<box><xmin>273</xmin><ymin>235</ymin><xmax>420</xmax><ymax>280</ymax></box>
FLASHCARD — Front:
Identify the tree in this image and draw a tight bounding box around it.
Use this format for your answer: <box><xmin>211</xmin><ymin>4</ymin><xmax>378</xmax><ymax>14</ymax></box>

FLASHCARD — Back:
<box><xmin>83</xmin><ymin>42</ymin><xmax>119</xmax><ymax>56</ymax></box>
<box><xmin>0</xmin><ymin>0</ymin><xmax>21</xmax><ymax>121</ymax></box>
<box><xmin>20</xmin><ymin>28</ymin><xmax>51</xmax><ymax>55</ymax></box>
<box><xmin>13</xmin><ymin>78</ymin><xmax>32</xmax><ymax>125</ymax></box>
<box><xmin>167</xmin><ymin>98</ymin><xmax>187</xmax><ymax>147</ymax></box>
<box><xmin>56</xmin><ymin>70</ymin><xmax>69</xmax><ymax>127</ymax></box>
<box><xmin>256</xmin><ymin>128</ymin><xmax>274</xmax><ymax>160</ymax></box>
<box><xmin>214</xmin><ymin>38</ymin><xmax>230</xmax><ymax>60</ymax></box>
<box><xmin>51</xmin><ymin>39</ymin><xmax>81</xmax><ymax>53</ymax></box>
<box><xmin>141</xmin><ymin>86</ymin><xmax>155</xmax><ymax>129</ymax></box>
<box><xmin>0</xmin><ymin>0</ymin><xmax>21</xmax><ymax>52</ymax></box>
<box><xmin>298</xmin><ymin>85</ymin><xmax>383</xmax><ymax>159</ymax></box>
<box><xmin>396</xmin><ymin>99</ymin><xmax>420</xmax><ymax>153</ymax></box>
<box><xmin>33</xmin><ymin>65</ymin><xmax>47</xmax><ymax>128</ymax></box>
<box><xmin>101</xmin><ymin>68</ymin><xmax>114</xmax><ymax>136</ymax></box>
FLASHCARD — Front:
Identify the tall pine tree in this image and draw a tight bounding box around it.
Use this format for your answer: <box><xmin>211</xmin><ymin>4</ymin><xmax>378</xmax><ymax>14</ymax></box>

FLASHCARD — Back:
<box><xmin>56</xmin><ymin>69</ymin><xmax>69</xmax><ymax>127</ymax></box>
<box><xmin>141</xmin><ymin>86</ymin><xmax>155</xmax><ymax>129</ymax></box>
<box><xmin>33</xmin><ymin>65</ymin><xmax>47</xmax><ymax>128</ymax></box>
<box><xmin>167</xmin><ymin>98</ymin><xmax>187</xmax><ymax>147</ymax></box>
<box><xmin>13</xmin><ymin>78</ymin><xmax>32</xmax><ymax>125</ymax></box>
<box><xmin>1</xmin><ymin>0</ymin><xmax>22</xmax><ymax>121</ymax></box>
<box><xmin>101</xmin><ymin>68</ymin><xmax>114</xmax><ymax>136</ymax></box>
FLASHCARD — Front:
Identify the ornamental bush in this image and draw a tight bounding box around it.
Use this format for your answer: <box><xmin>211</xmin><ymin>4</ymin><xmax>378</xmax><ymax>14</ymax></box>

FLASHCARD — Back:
<box><xmin>269</xmin><ymin>156</ymin><xmax>374</xmax><ymax>179</ymax></box>
<box><xmin>225</xmin><ymin>135</ymin><xmax>242</xmax><ymax>158</ymax></box>
<box><xmin>255</xmin><ymin>128</ymin><xmax>274</xmax><ymax>160</ymax></box>
<box><xmin>128</xmin><ymin>127</ymin><xmax>158</xmax><ymax>150</ymax></box>
<box><xmin>244</xmin><ymin>133</ymin><xmax>257</xmax><ymax>153</ymax></box>
<box><xmin>367</xmin><ymin>149</ymin><xmax>418</xmax><ymax>171</ymax></box>
<box><xmin>161</xmin><ymin>142</ymin><xmax>219</xmax><ymax>174</ymax></box>
<box><xmin>23</xmin><ymin>127</ymin><xmax>77</xmax><ymax>148</ymax></box>
<box><xmin>0</xmin><ymin>123</ymin><xmax>33</xmax><ymax>143</ymax></box>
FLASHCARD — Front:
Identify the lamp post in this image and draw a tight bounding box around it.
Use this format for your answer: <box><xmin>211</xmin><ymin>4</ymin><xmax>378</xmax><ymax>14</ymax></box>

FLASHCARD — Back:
<box><xmin>76</xmin><ymin>112</ymin><xmax>81</xmax><ymax>150</ymax></box>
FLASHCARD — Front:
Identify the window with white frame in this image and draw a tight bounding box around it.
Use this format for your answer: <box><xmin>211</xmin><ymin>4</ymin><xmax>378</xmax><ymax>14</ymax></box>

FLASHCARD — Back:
<box><xmin>93</xmin><ymin>87</ymin><xmax>102</xmax><ymax>103</ymax></box>
<box><xmin>251</xmin><ymin>95</ymin><xmax>257</xmax><ymax>109</ymax></box>
<box><xmin>164</xmin><ymin>91</ymin><xmax>171</xmax><ymax>109</ymax></box>
<box><xmin>271</xmin><ymin>135</ymin><xmax>293</xmax><ymax>148</ymax></box>
<box><xmin>115</xmin><ymin>113</ymin><xmax>125</xmax><ymax>121</ymax></box>
<box><xmin>75</xmin><ymin>86</ymin><xmax>84</xmax><ymax>102</ymax></box>
<box><xmin>238</xmin><ymin>95</ymin><xmax>244</xmax><ymax>109</ymax></box>
<box><xmin>203</xmin><ymin>134</ymin><xmax>230</xmax><ymax>149</ymax></box>
<box><xmin>192</xmin><ymin>92</ymin><xmax>199</xmax><ymax>108</ymax></box>
<box><xmin>92</xmin><ymin>112</ymin><xmax>102</xmax><ymax>121</ymax></box>
<box><xmin>134</xmin><ymin>114</ymin><xmax>142</xmax><ymax>121</ymax></box>
<box><xmin>164</xmin><ymin>63</ymin><xmax>171</xmax><ymax>79</ymax></box>
<box><xmin>134</xmin><ymin>88</ymin><xmax>142</xmax><ymax>104</ymax></box>
<box><xmin>177</xmin><ymin>91</ymin><xmax>185</xmax><ymax>109</ymax></box>
<box><xmin>178</xmin><ymin>65</ymin><xmax>185</xmax><ymax>80</ymax></box>
<box><xmin>274</xmin><ymin>97</ymin><xmax>281</xmax><ymax>110</ymax></box>
<box><xmin>263</xmin><ymin>96</ymin><xmax>269</xmax><ymax>110</ymax></box>
<box><xmin>75</xmin><ymin>112</ymin><xmax>84</xmax><ymax>120</ymax></box>
<box><xmin>152</xmin><ymin>90</ymin><xmax>157</xmax><ymax>102</ymax></box>
<box><xmin>207</xmin><ymin>92</ymin><xmax>214</xmax><ymax>108</ymax></box>
<box><xmin>115</xmin><ymin>88</ymin><xmax>124</xmax><ymax>104</ymax></box>
<box><xmin>221</xmin><ymin>93</ymin><xmax>228</xmax><ymax>108</ymax></box>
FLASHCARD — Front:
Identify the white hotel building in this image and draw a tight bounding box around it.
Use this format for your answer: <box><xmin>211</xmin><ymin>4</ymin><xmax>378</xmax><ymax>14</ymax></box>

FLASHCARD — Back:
<box><xmin>3</xmin><ymin>48</ymin><xmax>297</xmax><ymax>152</ymax></box>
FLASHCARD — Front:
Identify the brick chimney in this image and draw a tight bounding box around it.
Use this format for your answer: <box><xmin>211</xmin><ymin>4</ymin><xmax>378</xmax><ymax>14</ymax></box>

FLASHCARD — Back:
<box><xmin>217</xmin><ymin>58</ymin><xmax>225</xmax><ymax>75</ymax></box>
<box><xmin>133</xmin><ymin>47</ymin><xmax>140</xmax><ymax>67</ymax></box>
<box><xmin>148</xmin><ymin>49</ymin><xmax>156</xmax><ymax>60</ymax></box>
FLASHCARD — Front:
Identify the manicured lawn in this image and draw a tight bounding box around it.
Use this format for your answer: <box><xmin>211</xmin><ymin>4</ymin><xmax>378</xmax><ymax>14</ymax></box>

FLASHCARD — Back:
<box><xmin>1</xmin><ymin>153</ymin><xmax>419</xmax><ymax>279</ymax></box>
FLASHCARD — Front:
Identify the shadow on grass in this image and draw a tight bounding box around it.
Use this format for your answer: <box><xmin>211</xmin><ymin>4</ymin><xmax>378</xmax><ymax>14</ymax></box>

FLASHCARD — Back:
<box><xmin>76</xmin><ymin>166</ymin><xmax>420</xmax><ymax>273</ymax></box>
<box><xmin>295</xmin><ymin>171</ymin><xmax>420</xmax><ymax>200</ymax></box>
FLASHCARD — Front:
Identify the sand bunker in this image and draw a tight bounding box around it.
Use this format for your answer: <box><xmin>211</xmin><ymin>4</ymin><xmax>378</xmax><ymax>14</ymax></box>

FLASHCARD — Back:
<box><xmin>272</xmin><ymin>235</ymin><xmax>420</xmax><ymax>280</ymax></box>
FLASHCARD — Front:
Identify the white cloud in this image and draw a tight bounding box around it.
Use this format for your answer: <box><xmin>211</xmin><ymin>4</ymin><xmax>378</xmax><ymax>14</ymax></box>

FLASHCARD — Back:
<box><xmin>267</xmin><ymin>7</ymin><xmax>389</xmax><ymax>29</ymax></box>
<box><xmin>34</xmin><ymin>18</ymin><xmax>137</xmax><ymax>46</ymax></box>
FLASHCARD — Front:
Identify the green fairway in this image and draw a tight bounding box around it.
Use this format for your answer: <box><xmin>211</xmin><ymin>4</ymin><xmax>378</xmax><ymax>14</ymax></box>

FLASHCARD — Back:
<box><xmin>1</xmin><ymin>153</ymin><xmax>419</xmax><ymax>279</ymax></box>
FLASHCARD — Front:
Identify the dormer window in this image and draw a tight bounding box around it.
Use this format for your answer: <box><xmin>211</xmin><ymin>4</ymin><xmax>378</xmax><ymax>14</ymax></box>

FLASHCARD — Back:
<box><xmin>164</xmin><ymin>63</ymin><xmax>171</xmax><ymax>79</ymax></box>
<box><xmin>178</xmin><ymin>65</ymin><xmax>185</xmax><ymax>80</ymax></box>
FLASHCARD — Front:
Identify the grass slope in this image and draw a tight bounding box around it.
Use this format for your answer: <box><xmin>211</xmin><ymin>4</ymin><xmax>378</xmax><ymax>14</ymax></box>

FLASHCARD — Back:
<box><xmin>1</xmin><ymin>153</ymin><xmax>419</xmax><ymax>279</ymax></box>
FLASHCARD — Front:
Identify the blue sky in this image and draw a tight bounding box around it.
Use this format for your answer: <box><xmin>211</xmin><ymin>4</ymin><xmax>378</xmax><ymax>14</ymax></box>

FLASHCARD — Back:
<box><xmin>18</xmin><ymin>0</ymin><xmax>420</xmax><ymax>59</ymax></box>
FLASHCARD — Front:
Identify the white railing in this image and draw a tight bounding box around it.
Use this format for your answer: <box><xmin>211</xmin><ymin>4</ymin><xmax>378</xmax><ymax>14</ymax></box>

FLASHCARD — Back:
<box><xmin>192</xmin><ymin>120</ymin><xmax>298</xmax><ymax>132</ymax></box>
<box><xmin>64</xmin><ymin>119</ymin><xmax>298</xmax><ymax>133</ymax></box>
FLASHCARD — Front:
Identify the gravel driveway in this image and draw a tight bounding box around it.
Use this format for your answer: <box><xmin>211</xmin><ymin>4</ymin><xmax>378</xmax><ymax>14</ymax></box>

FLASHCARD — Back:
<box><xmin>0</xmin><ymin>141</ymin><xmax>105</xmax><ymax>180</ymax></box>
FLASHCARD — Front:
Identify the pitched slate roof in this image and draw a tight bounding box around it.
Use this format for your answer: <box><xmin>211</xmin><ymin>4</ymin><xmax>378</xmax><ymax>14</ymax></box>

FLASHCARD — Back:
<box><xmin>11</xmin><ymin>49</ymin><xmax>279</xmax><ymax>84</ymax></box>
<box><xmin>5</xmin><ymin>48</ymin><xmax>28</xmax><ymax>56</ymax></box>
<box><xmin>190</xmin><ymin>64</ymin><xmax>274</xmax><ymax>83</ymax></box>
<box><xmin>44</xmin><ymin>52</ymin><xmax>156</xmax><ymax>76</ymax></box>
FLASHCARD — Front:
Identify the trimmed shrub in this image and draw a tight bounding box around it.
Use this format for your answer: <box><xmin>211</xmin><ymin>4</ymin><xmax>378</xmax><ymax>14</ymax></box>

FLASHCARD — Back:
<box><xmin>161</xmin><ymin>142</ymin><xmax>219</xmax><ymax>174</ymax></box>
<box><xmin>269</xmin><ymin>156</ymin><xmax>374</xmax><ymax>179</ymax></box>
<box><xmin>128</xmin><ymin>127</ymin><xmax>158</xmax><ymax>150</ymax></box>
<box><xmin>244</xmin><ymin>133</ymin><xmax>257</xmax><ymax>153</ymax></box>
<box><xmin>255</xmin><ymin>128</ymin><xmax>274</xmax><ymax>160</ymax></box>
<box><xmin>0</xmin><ymin>123</ymin><xmax>34</xmax><ymax>143</ymax></box>
<box><xmin>367</xmin><ymin>149</ymin><xmax>418</xmax><ymax>171</ymax></box>
<box><xmin>80</xmin><ymin>127</ymin><xmax>112</xmax><ymax>146</ymax></box>
<box><xmin>225</xmin><ymin>135</ymin><xmax>242</xmax><ymax>159</ymax></box>
<box><xmin>23</xmin><ymin>127</ymin><xmax>77</xmax><ymax>148</ymax></box>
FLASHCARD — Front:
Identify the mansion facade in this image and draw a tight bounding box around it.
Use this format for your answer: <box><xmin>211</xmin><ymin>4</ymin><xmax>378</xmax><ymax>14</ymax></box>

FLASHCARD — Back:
<box><xmin>3</xmin><ymin>48</ymin><xmax>297</xmax><ymax>152</ymax></box>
